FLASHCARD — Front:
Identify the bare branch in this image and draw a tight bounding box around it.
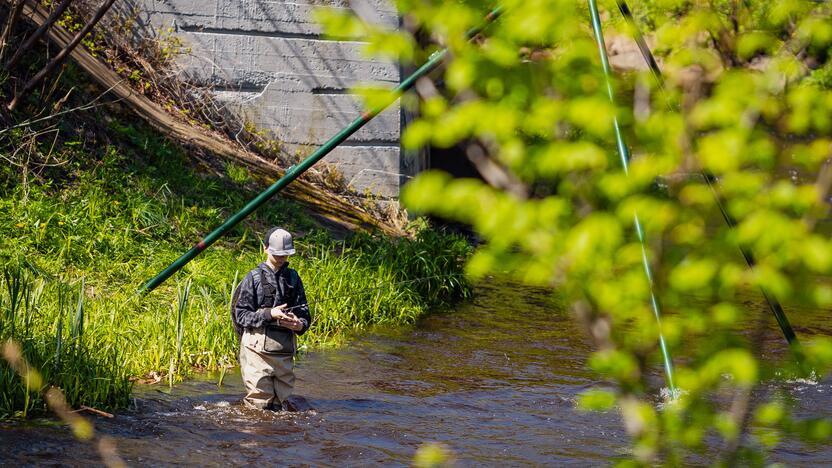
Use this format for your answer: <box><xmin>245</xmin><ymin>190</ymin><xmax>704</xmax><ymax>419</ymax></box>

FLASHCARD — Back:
<box><xmin>0</xmin><ymin>0</ymin><xmax>25</xmax><ymax>62</ymax></box>
<box><xmin>6</xmin><ymin>0</ymin><xmax>74</xmax><ymax>70</ymax></box>
<box><xmin>8</xmin><ymin>0</ymin><xmax>116</xmax><ymax>112</ymax></box>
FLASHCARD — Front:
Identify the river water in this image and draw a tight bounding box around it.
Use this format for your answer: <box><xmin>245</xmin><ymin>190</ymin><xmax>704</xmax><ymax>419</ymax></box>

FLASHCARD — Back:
<box><xmin>1</xmin><ymin>281</ymin><xmax>830</xmax><ymax>466</ymax></box>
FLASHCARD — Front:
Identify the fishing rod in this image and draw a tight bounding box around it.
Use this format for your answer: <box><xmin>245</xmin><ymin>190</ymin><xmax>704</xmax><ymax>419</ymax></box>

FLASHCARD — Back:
<box><xmin>588</xmin><ymin>0</ymin><xmax>677</xmax><ymax>394</ymax></box>
<box><xmin>277</xmin><ymin>272</ymin><xmax>467</xmax><ymax>314</ymax></box>
<box><xmin>614</xmin><ymin>0</ymin><xmax>798</xmax><ymax>346</ymax></box>
<box><xmin>138</xmin><ymin>6</ymin><xmax>504</xmax><ymax>294</ymax></box>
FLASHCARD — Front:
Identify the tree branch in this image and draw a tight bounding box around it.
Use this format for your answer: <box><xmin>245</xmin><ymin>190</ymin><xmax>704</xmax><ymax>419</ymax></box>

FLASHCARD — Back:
<box><xmin>0</xmin><ymin>0</ymin><xmax>25</xmax><ymax>62</ymax></box>
<box><xmin>8</xmin><ymin>0</ymin><xmax>116</xmax><ymax>112</ymax></box>
<box><xmin>465</xmin><ymin>141</ymin><xmax>528</xmax><ymax>199</ymax></box>
<box><xmin>5</xmin><ymin>0</ymin><xmax>74</xmax><ymax>70</ymax></box>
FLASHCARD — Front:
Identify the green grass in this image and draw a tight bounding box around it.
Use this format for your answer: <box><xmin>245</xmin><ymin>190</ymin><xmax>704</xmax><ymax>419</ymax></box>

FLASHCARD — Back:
<box><xmin>0</xmin><ymin>119</ymin><xmax>471</xmax><ymax>419</ymax></box>
<box><xmin>0</xmin><ymin>270</ymin><xmax>132</xmax><ymax>418</ymax></box>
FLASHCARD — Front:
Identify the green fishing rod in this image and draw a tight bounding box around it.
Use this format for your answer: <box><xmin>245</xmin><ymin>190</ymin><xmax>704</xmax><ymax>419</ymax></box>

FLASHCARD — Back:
<box><xmin>588</xmin><ymin>0</ymin><xmax>677</xmax><ymax>393</ymax></box>
<box><xmin>139</xmin><ymin>7</ymin><xmax>504</xmax><ymax>294</ymax></box>
<box><xmin>614</xmin><ymin>0</ymin><xmax>798</xmax><ymax>346</ymax></box>
<box><xmin>280</xmin><ymin>273</ymin><xmax>466</xmax><ymax>315</ymax></box>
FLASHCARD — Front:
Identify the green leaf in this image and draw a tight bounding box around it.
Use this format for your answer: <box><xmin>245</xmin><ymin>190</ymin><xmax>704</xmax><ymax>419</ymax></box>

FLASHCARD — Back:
<box><xmin>402</xmin><ymin>120</ymin><xmax>433</xmax><ymax>149</ymax></box>
<box><xmin>589</xmin><ymin>349</ymin><xmax>640</xmax><ymax>384</ymax></box>
<box><xmin>700</xmin><ymin>349</ymin><xmax>759</xmax><ymax>388</ymax></box>
<box><xmin>737</xmin><ymin>32</ymin><xmax>777</xmax><ymax>60</ymax></box>
<box><xmin>578</xmin><ymin>389</ymin><xmax>617</xmax><ymax>412</ymax></box>
<box><xmin>669</xmin><ymin>259</ymin><xmax>718</xmax><ymax>292</ymax></box>
<box><xmin>755</xmin><ymin>402</ymin><xmax>785</xmax><ymax>426</ymax></box>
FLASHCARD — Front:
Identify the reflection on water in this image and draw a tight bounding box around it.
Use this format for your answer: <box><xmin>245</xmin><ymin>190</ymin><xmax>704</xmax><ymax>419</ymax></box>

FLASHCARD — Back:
<box><xmin>0</xmin><ymin>281</ymin><xmax>830</xmax><ymax>466</ymax></box>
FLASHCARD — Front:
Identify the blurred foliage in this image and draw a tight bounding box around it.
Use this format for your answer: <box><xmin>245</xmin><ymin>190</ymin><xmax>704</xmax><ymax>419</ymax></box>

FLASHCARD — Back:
<box><xmin>413</xmin><ymin>442</ymin><xmax>456</xmax><ymax>468</ymax></box>
<box><xmin>320</xmin><ymin>0</ymin><xmax>832</xmax><ymax>465</ymax></box>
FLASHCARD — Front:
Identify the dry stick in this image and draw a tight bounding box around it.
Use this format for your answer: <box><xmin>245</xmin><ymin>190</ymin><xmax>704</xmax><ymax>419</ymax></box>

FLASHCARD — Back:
<box><xmin>7</xmin><ymin>0</ymin><xmax>116</xmax><ymax>111</ymax></box>
<box><xmin>0</xmin><ymin>0</ymin><xmax>26</xmax><ymax>62</ymax></box>
<box><xmin>74</xmin><ymin>405</ymin><xmax>115</xmax><ymax>418</ymax></box>
<box><xmin>6</xmin><ymin>0</ymin><xmax>74</xmax><ymax>69</ymax></box>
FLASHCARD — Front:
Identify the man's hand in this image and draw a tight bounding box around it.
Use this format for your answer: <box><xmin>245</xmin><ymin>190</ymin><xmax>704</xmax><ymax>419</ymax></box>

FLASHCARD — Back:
<box><xmin>283</xmin><ymin>312</ymin><xmax>304</xmax><ymax>332</ymax></box>
<box><xmin>271</xmin><ymin>305</ymin><xmax>303</xmax><ymax>331</ymax></box>
<box><xmin>269</xmin><ymin>304</ymin><xmax>288</xmax><ymax>320</ymax></box>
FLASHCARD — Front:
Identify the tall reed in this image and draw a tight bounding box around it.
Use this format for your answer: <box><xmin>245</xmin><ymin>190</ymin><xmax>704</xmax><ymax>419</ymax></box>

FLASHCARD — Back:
<box><xmin>0</xmin><ymin>268</ymin><xmax>132</xmax><ymax>418</ymax></box>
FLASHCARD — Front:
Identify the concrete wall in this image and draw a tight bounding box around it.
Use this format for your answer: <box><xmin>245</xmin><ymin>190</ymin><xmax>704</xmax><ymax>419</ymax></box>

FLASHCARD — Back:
<box><xmin>130</xmin><ymin>0</ymin><xmax>405</xmax><ymax>198</ymax></box>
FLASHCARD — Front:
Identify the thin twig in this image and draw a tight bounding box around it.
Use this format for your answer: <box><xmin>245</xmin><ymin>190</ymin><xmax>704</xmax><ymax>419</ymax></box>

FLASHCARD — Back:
<box><xmin>0</xmin><ymin>79</ymin><xmax>126</xmax><ymax>135</ymax></box>
<box><xmin>721</xmin><ymin>294</ymin><xmax>770</xmax><ymax>463</ymax></box>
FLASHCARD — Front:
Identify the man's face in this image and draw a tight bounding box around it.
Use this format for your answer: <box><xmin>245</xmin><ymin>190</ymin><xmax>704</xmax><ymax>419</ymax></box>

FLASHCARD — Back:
<box><xmin>263</xmin><ymin>246</ymin><xmax>288</xmax><ymax>264</ymax></box>
<box><xmin>272</xmin><ymin>255</ymin><xmax>288</xmax><ymax>264</ymax></box>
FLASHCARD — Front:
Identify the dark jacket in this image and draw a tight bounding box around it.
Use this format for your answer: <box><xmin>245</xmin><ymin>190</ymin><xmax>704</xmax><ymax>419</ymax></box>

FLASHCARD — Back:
<box><xmin>233</xmin><ymin>262</ymin><xmax>311</xmax><ymax>335</ymax></box>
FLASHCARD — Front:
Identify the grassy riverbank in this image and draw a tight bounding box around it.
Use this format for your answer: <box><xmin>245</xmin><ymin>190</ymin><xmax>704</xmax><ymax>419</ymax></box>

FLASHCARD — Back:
<box><xmin>0</xmin><ymin>120</ymin><xmax>471</xmax><ymax>419</ymax></box>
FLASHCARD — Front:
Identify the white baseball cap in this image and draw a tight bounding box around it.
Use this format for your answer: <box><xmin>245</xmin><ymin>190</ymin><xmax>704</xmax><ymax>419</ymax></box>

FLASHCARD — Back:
<box><xmin>263</xmin><ymin>227</ymin><xmax>295</xmax><ymax>256</ymax></box>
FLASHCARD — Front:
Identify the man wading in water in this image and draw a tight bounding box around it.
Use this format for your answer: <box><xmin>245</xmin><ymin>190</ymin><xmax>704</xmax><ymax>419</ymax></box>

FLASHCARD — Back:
<box><xmin>232</xmin><ymin>227</ymin><xmax>311</xmax><ymax>410</ymax></box>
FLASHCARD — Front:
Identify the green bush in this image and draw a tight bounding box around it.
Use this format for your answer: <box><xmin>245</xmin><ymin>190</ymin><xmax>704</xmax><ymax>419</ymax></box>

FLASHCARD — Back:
<box><xmin>319</xmin><ymin>0</ymin><xmax>832</xmax><ymax>464</ymax></box>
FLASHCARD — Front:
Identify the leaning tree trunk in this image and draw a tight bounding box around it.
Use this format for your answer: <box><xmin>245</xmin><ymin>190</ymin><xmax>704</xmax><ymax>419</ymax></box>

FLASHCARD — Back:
<box><xmin>6</xmin><ymin>0</ymin><xmax>75</xmax><ymax>70</ymax></box>
<box><xmin>0</xmin><ymin>0</ymin><xmax>26</xmax><ymax>62</ymax></box>
<box><xmin>7</xmin><ymin>0</ymin><xmax>116</xmax><ymax>111</ymax></box>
